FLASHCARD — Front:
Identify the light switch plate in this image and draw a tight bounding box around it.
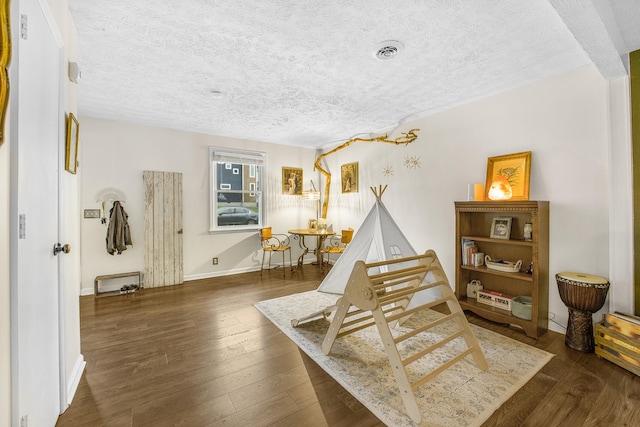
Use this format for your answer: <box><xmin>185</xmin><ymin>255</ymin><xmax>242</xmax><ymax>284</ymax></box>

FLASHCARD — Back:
<box><xmin>84</xmin><ymin>209</ymin><xmax>101</xmax><ymax>219</ymax></box>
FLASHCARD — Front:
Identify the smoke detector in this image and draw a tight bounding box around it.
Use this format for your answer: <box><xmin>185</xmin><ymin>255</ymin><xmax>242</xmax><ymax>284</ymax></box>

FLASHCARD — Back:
<box><xmin>375</xmin><ymin>40</ymin><xmax>404</xmax><ymax>60</ymax></box>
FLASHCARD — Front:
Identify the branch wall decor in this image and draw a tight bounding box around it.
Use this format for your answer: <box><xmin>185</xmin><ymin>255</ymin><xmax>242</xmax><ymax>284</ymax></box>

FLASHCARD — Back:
<box><xmin>313</xmin><ymin>128</ymin><xmax>419</xmax><ymax>218</ymax></box>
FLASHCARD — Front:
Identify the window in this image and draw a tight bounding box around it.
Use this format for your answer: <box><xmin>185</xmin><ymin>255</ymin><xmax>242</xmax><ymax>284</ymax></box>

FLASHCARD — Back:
<box><xmin>210</xmin><ymin>147</ymin><xmax>265</xmax><ymax>231</ymax></box>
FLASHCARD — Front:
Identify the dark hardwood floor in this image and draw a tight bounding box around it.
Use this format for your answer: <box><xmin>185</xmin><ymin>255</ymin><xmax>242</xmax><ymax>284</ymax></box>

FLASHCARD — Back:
<box><xmin>56</xmin><ymin>267</ymin><xmax>640</xmax><ymax>427</ymax></box>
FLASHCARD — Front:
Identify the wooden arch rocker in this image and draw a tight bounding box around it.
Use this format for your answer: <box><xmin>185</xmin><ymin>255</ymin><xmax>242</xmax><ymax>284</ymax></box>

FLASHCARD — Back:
<box><xmin>321</xmin><ymin>250</ymin><xmax>489</xmax><ymax>423</ymax></box>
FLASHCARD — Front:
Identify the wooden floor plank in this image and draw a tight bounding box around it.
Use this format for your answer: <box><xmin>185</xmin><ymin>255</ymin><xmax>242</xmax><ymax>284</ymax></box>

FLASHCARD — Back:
<box><xmin>56</xmin><ymin>268</ymin><xmax>640</xmax><ymax>426</ymax></box>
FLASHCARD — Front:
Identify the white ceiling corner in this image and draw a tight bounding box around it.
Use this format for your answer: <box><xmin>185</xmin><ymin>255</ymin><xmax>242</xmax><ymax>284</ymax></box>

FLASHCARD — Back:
<box><xmin>66</xmin><ymin>0</ymin><xmax>640</xmax><ymax>149</ymax></box>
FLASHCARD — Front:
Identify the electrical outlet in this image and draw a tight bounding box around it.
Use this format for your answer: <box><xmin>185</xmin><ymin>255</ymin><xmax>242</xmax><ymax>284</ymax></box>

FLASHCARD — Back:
<box><xmin>212</xmin><ymin>257</ymin><xmax>218</xmax><ymax>265</ymax></box>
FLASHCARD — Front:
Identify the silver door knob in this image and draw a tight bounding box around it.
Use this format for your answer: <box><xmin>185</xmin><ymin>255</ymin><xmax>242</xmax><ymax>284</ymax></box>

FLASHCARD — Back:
<box><xmin>53</xmin><ymin>243</ymin><xmax>71</xmax><ymax>255</ymax></box>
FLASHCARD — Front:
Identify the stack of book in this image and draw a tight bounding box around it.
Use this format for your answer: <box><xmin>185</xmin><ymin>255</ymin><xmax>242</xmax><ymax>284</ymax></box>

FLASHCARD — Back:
<box><xmin>461</xmin><ymin>239</ymin><xmax>484</xmax><ymax>267</ymax></box>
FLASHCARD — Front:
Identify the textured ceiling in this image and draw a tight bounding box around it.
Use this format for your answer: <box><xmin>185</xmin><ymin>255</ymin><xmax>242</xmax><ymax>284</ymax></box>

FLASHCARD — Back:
<box><xmin>67</xmin><ymin>0</ymin><xmax>640</xmax><ymax>149</ymax></box>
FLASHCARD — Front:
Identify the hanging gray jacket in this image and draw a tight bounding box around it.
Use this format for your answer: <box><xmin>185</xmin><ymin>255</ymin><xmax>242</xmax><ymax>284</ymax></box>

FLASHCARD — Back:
<box><xmin>106</xmin><ymin>201</ymin><xmax>132</xmax><ymax>255</ymax></box>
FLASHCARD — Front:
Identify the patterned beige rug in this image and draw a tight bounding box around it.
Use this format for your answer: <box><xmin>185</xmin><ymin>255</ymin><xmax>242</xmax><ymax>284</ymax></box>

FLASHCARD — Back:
<box><xmin>254</xmin><ymin>290</ymin><xmax>553</xmax><ymax>427</ymax></box>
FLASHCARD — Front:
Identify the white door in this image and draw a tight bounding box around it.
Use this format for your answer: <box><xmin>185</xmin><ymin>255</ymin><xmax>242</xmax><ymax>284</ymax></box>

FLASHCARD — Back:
<box><xmin>143</xmin><ymin>171</ymin><xmax>184</xmax><ymax>287</ymax></box>
<box><xmin>10</xmin><ymin>0</ymin><xmax>64</xmax><ymax>425</ymax></box>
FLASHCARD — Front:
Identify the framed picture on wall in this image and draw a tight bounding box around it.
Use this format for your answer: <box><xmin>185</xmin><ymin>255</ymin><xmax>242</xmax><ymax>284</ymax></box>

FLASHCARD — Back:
<box><xmin>282</xmin><ymin>167</ymin><xmax>303</xmax><ymax>195</ymax></box>
<box><xmin>65</xmin><ymin>113</ymin><xmax>79</xmax><ymax>174</ymax></box>
<box><xmin>485</xmin><ymin>151</ymin><xmax>531</xmax><ymax>201</ymax></box>
<box><xmin>341</xmin><ymin>162</ymin><xmax>358</xmax><ymax>193</ymax></box>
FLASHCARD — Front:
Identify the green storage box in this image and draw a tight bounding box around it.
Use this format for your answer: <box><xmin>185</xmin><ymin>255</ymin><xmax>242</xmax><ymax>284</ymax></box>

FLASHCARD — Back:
<box><xmin>512</xmin><ymin>296</ymin><xmax>532</xmax><ymax>320</ymax></box>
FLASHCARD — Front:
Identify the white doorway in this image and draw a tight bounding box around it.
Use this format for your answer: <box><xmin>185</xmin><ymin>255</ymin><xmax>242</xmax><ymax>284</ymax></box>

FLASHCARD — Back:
<box><xmin>10</xmin><ymin>0</ymin><xmax>66</xmax><ymax>425</ymax></box>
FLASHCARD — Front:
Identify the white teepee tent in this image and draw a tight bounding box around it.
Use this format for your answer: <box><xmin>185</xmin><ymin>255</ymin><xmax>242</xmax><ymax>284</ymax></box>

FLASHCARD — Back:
<box><xmin>317</xmin><ymin>186</ymin><xmax>440</xmax><ymax>303</ymax></box>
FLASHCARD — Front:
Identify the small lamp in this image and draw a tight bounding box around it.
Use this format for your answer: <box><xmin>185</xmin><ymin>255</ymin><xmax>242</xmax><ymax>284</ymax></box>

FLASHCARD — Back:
<box><xmin>487</xmin><ymin>176</ymin><xmax>513</xmax><ymax>201</ymax></box>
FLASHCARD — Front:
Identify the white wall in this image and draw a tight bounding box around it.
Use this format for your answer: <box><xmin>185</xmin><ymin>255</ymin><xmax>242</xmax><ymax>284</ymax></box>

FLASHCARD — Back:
<box><xmin>322</xmin><ymin>65</ymin><xmax>614</xmax><ymax>333</ymax></box>
<box><xmin>79</xmin><ymin>65</ymin><xmax>629</xmax><ymax>335</ymax></box>
<box><xmin>79</xmin><ymin>119</ymin><xmax>318</xmax><ymax>293</ymax></box>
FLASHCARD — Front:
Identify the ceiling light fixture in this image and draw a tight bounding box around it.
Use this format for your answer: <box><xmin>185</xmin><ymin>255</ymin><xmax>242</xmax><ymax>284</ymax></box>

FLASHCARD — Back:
<box><xmin>375</xmin><ymin>40</ymin><xmax>404</xmax><ymax>60</ymax></box>
<box><xmin>210</xmin><ymin>90</ymin><xmax>224</xmax><ymax>99</ymax></box>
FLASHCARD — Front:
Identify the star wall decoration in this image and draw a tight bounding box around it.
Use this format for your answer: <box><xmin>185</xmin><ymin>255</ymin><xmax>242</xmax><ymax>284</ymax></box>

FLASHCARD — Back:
<box><xmin>404</xmin><ymin>155</ymin><xmax>422</xmax><ymax>169</ymax></box>
<box><xmin>382</xmin><ymin>165</ymin><xmax>394</xmax><ymax>177</ymax></box>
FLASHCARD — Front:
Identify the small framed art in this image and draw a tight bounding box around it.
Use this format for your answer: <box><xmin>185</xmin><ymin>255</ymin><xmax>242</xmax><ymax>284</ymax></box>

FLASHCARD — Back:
<box><xmin>341</xmin><ymin>162</ymin><xmax>358</xmax><ymax>193</ymax></box>
<box><xmin>65</xmin><ymin>113</ymin><xmax>79</xmax><ymax>174</ymax></box>
<box><xmin>490</xmin><ymin>217</ymin><xmax>512</xmax><ymax>240</ymax></box>
<box><xmin>282</xmin><ymin>167</ymin><xmax>303</xmax><ymax>195</ymax></box>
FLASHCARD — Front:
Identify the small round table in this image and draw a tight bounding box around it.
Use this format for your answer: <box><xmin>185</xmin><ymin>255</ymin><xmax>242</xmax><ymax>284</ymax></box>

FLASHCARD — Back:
<box><xmin>556</xmin><ymin>272</ymin><xmax>610</xmax><ymax>352</ymax></box>
<box><xmin>288</xmin><ymin>228</ymin><xmax>336</xmax><ymax>270</ymax></box>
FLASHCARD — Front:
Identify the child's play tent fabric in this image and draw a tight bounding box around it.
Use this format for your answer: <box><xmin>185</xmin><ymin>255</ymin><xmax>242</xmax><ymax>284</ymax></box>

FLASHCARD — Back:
<box><xmin>317</xmin><ymin>192</ymin><xmax>441</xmax><ymax>303</ymax></box>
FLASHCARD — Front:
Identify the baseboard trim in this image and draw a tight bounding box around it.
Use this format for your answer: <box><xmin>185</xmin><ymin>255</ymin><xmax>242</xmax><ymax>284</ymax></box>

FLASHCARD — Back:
<box><xmin>185</xmin><ymin>266</ymin><xmax>259</xmax><ymax>281</ymax></box>
<box><xmin>66</xmin><ymin>354</ymin><xmax>86</xmax><ymax>406</ymax></box>
<box><xmin>80</xmin><ymin>260</ymin><xmax>316</xmax><ymax>294</ymax></box>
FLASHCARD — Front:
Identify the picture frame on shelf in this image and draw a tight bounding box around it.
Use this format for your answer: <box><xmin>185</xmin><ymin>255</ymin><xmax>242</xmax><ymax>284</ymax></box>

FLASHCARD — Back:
<box><xmin>65</xmin><ymin>113</ymin><xmax>79</xmax><ymax>174</ymax></box>
<box><xmin>490</xmin><ymin>217</ymin><xmax>512</xmax><ymax>240</ymax></box>
<box><xmin>282</xmin><ymin>167</ymin><xmax>303</xmax><ymax>195</ymax></box>
<box><xmin>485</xmin><ymin>151</ymin><xmax>531</xmax><ymax>201</ymax></box>
<box><xmin>308</xmin><ymin>218</ymin><xmax>318</xmax><ymax>230</ymax></box>
<box><xmin>341</xmin><ymin>162</ymin><xmax>358</xmax><ymax>193</ymax></box>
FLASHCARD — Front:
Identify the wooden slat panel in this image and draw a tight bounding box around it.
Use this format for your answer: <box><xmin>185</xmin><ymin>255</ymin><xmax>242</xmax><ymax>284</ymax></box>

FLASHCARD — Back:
<box><xmin>163</xmin><ymin>172</ymin><xmax>174</xmax><ymax>286</ymax></box>
<box><xmin>153</xmin><ymin>171</ymin><xmax>165</xmax><ymax>287</ymax></box>
<box><xmin>143</xmin><ymin>171</ymin><xmax>154</xmax><ymax>288</ymax></box>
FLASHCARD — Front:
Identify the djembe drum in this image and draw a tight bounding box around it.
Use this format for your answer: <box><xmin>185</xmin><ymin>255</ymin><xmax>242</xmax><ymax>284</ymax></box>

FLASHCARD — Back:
<box><xmin>556</xmin><ymin>272</ymin><xmax>610</xmax><ymax>352</ymax></box>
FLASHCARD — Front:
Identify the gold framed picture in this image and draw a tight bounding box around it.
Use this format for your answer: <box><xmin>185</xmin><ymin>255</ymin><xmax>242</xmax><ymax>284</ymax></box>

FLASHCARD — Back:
<box><xmin>282</xmin><ymin>166</ymin><xmax>303</xmax><ymax>195</ymax></box>
<box><xmin>65</xmin><ymin>113</ymin><xmax>79</xmax><ymax>174</ymax></box>
<box><xmin>485</xmin><ymin>151</ymin><xmax>531</xmax><ymax>201</ymax></box>
<box><xmin>341</xmin><ymin>162</ymin><xmax>358</xmax><ymax>193</ymax></box>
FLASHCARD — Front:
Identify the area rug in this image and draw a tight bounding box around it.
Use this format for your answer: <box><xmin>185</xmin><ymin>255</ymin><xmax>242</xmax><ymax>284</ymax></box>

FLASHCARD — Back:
<box><xmin>254</xmin><ymin>290</ymin><xmax>553</xmax><ymax>427</ymax></box>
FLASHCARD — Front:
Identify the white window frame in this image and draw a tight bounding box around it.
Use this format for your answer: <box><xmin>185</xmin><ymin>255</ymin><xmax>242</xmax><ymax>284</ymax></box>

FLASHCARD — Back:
<box><xmin>210</xmin><ymin>147</ymin><xmax>266</xmax><ymax>232</ymax></box>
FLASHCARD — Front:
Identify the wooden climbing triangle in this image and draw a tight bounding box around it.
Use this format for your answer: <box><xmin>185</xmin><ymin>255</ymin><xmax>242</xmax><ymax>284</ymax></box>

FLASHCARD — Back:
<box><xmin>321</xmin><ymin>249</ymin><xmax>489</xmax><ymax>424</ymax></box>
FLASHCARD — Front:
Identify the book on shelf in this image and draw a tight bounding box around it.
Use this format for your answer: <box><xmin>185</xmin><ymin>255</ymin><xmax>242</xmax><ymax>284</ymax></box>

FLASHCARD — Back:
<box><xmin>461</xmin><ymin>239</ymin><xmax>476</xmax><ymax>266</ymax></box>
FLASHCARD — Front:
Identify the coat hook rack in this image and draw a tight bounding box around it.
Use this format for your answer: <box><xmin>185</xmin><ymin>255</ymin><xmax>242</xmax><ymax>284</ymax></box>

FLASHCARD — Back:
<box><xmin>96</xmin><ymin>187</ymin><xmax>127</xmax><ymax>204</ymax></box>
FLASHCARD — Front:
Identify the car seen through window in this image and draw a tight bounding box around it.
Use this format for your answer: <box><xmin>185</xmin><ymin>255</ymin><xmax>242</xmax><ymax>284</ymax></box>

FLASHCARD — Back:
<box><xmin>217</xmin><ymin>207</ymin><xmax>259</xmax><ymax>226</ymax></box>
